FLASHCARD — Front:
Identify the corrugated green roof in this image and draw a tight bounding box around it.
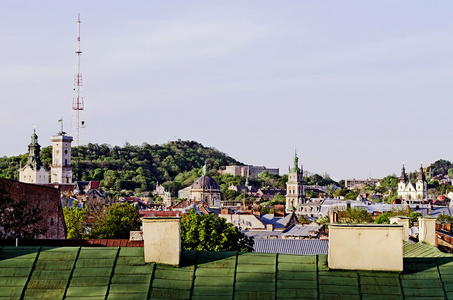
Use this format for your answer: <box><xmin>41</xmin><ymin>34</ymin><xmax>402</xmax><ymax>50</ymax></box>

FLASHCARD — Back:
<box><xmin>1</xmin><ymin>246</ymin><xmax>453</xmax><ymax>299</ymax></box>
<box><xmin>403</xmin><ymin>241</ymin><xmax>453</xmax><ymax>258</ymax></box>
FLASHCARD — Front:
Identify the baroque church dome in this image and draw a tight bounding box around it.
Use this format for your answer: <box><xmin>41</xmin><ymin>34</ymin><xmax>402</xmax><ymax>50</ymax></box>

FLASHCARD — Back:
<box><xmin>191</xmin><ymin>175</ymin><xmax>220</xmax><ymax>190</ymax></box>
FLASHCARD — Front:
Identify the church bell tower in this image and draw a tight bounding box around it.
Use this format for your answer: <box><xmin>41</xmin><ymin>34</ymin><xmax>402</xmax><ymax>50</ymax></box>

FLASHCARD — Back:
<box><xmin>51</xmin><ymin>131</ymin><xmax>73</xmax><ymax>184</ymax></box>
<box><xmin>286</xmin><ymin>149</ymin><xmax>305</xmax><ymax>211</ymax></box>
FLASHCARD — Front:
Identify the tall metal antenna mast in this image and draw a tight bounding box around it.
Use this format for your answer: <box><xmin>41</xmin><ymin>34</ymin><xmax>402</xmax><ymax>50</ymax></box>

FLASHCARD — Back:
<box><xmin>71</xmin><ymin>12</ymin><xmax>85</xmax><ymax>145</ymax></box>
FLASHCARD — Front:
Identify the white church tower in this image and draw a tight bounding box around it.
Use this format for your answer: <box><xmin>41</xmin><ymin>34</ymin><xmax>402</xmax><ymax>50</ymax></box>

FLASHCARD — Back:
<box><xmin>397</xmin><ymin>163</ymin><xmax>427</xmax><ymax>202</ymax></box>
<box><xmin>286</xmin><ymin>149</ymin><xmax>305</xmax><ymax>211</ymax></box>
<box><xmin>51</xmin><ymin>131</ymin><xmax>73</xmax><ymax>184</ymax></box>
<box><xmin>19</xmin><ymin>128</ymin><xmax>49</xmax><ymax>184</ymax></box>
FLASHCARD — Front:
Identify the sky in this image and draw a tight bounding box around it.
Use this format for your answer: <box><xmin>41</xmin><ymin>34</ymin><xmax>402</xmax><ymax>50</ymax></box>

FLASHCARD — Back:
<box><xmin>1</xmin><ymin>1</ymin><xmax>453</xmax><ymax>181</ymax></box>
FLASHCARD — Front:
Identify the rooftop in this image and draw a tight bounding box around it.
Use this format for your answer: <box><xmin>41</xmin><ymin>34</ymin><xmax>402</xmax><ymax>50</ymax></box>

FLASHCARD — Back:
<box><xmin>1</xmin><ymin>246</ymin><xmax>453</xmax><ymax>299</ymax></box>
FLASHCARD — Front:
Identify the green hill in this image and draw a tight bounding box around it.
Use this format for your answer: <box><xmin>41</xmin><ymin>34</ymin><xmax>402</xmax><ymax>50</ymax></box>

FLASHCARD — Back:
<box><xmin>0</xmin><ymin>140</ymin><xmax>242</xmax><ymax>195</ymax></box>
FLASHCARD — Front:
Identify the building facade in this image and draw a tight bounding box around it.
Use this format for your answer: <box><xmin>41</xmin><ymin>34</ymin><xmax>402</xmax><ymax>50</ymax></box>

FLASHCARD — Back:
<box><xmin>397</xmin><ymin>164</ymin><xmax>427</xmax><ymax>201</ymax></box>
<box><xmin>190</xmin><ymin>174</ymin><xmax>221</xmax><ymax>207</ymax></box>
<box><xmin>224</xmin><ymin>165</ymin><xmax>279</xmax><ymax>177</ymax></box>
<box><xmin>285</xmin><ymin>150</ymin><xmax>305</xmax><ymax>210</ymax></box>
<box><xmin>19</xmin><ymin>129</ymin><xmax>49</xmax><ymax>184</ymax></box>
<box><xmin>344</xmin><ymin>178</ymin><xmax>380</xmax><ymax>189</ymax></box>
<box><xmin>50</xmin><ymin>132</ymin><xmax>73</xmax><ymax>184</ymax></box>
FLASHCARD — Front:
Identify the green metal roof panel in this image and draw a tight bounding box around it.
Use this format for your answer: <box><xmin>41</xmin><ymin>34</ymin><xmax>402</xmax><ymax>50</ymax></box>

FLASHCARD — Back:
<box><xmin>37</xmin><ymin>251</ymin><xmax>78</xmax><ymax>261</ymax></box>
<box><xmin>75</xmin><ymin>258</ymin><xmax>115</xmax><ymax>268</ymax></box>
<box><xmin>191</xmin><ymin>285</ymin><xmax>232</xmax><ymax>296</ymax></box>
<box><xmin>404</xmin><ymin>241</ymin><xmax>453</xmax><ymax>258</ymax></box>
<box><xmin>278</xmin><ymin>261</ymin><xmax>316</xmax><ymax>272</ymax></box>
<box><xmin>236</xmin><ymin>272</ymin><xmax>275</xmax><ymax>282</ymax></box>
<box><xmin>195</xmin><ymin>266</ymin><xmax>234</xmax><ymax>277</ymax></box>
<box><xmin>34</xmin><ymin>259</ymin><xmax>74</xmax><ymax>270</ymax></box>
<box><xmin>109</xmin><ymin>283</ymin><xmax>150</xmax><ymax>293</ymax></box>
<box><xmin>0</xmin><ymin>267</ymin><xmax>32</xmax><ymax>277</ymax></box>
<box><xmin>277</xmin><ymin>270</ymin><xmax>317</xmax><ymax>281</ymax></box>
<box><xmin>65</xmin><ymin>286</ymin><xmax>108</xmax><ymax>297</ymax></box>
<box><xmin>149</xmin><ymin>287</ymin><xmax>191</xmax><ymax>299</ymax></box>
<box><xmin>26</xmin><ymin>279</ymin><xmax>67</xmax><ymax>289</ymax></box>
<box><xmin>72</xmin><ymin>267</ymin><xmax>112</xmax><ymax>277</ymax></box>
<box><xmin>116</xmin><ymin>247</ymin><xmax>144</xmax><ymax>257</ymax></box>
<box><xmin>361</xmin><ymin>295</ymin><xmax>403</xmax><ymax>300</ymax></box>
<box><xmin>236</xmin><ymin>263</ymin><xmax>275</xmax><ymax>273</ymax></box>
<box><xmin>68</xmin><ymin>276</ymin><xmax>111</xmax><ymax>287</ymax></box>
<box><xmin>23</xmin><ymin>288</ymin><xmax>65</xmax><ymax>298</ymax></box>
<box><xmin>0</xmin><ymin>286</ymin><xmax>24</xmax><ymax>297</ymax></box>
<box><xmin>237</xmin><ymin>252</ymin><xmax>276</xmax><ymax>264</ymax></box>
<box><xmin>116</xmin><ymin>256</ymin><xmax>145</xmax><ymax>265</ymax></box>
<box><xmin>78</xmin><ymin>248</ymin><xmax>118</xmax><ymax>259</ymax></box>
<box><xmin>111</xmin><ymin>274</ymin><xmax>152</xmax><ymax>284</ymax></box>
<box><xmin>107</xmin><ymin>293</ymin><xmax>149</xmax><ymax>300</ymax></box>
<box><xmin>2</xmin><ymin>246</ymin><xmax>453</xmax><ymax>299</ymax></box>
<box><xmin>278</xmin><ymin>253</ymin><xmax>317</xmax><ymax>264</ymax></box>
<box><xmin>276</xmin><ymin>288</ymin><xmax>318</xmax><ymax>299</ymax></box>
<box><xmin>196</xmin><ymin>258</ymin><xmax>236</xmax><ymax>268</ymax></box>
<box><xmin>234</xmin><ymin>291</ymin><xmax>275</xmax><ymax>300</ymax></box>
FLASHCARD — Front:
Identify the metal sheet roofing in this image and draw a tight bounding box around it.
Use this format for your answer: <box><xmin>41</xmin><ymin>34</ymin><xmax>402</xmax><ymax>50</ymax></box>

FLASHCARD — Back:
<box><xmin>403</xmin><ymin>240</ymin><xmax>453</xmax><ymax>258</ymax></box>
<box><xmin>282</xmin><ymin>225</ymin><xmax>323</xmax><ymax>237</ymax></box>
<box><xmin>1</xmin><ymin>246</ymin><xmax>453</xmax><ymax>299</ymax></box>
<box><xmin>254</xmin><ymin>239</ymin><xmax>329</xmax><ymax>255</ymax></box>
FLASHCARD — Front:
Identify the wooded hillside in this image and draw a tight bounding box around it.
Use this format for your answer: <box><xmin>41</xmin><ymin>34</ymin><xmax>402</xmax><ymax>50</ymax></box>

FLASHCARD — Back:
<box><xmin>0</xmin><ymin>140</ymin><xmax>242</xmax><ymax>195</ymax></box>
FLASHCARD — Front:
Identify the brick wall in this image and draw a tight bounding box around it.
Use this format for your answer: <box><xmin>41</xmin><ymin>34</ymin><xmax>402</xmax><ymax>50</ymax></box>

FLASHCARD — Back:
<box><xmin>4</xmin><ymin>180</ymin><xmax>66</xmax><ymax>239</ymax></box>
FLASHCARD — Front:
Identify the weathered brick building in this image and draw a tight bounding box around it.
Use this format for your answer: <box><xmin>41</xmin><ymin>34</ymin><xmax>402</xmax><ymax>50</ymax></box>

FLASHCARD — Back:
<box><xmin>4</xmin><ymin>180</ymin><xmax>66</xmax><ymax>239</ymax></box>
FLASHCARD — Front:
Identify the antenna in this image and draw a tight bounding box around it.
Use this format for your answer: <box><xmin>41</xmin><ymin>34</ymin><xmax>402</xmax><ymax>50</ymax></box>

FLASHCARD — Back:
<box><xmin>71</xmin><ymin>12</ymin><xmax>85</xmax><ymax>146</ymax></box>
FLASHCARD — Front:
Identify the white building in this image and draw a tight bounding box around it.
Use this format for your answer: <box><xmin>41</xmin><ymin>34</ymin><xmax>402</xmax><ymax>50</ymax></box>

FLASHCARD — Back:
<box><xmin>224</xmin><ymin>165</ymin><xmax>279</xmax><ymax>177</ymax></box>
<box><xmin>286</xmin><ymin>150</ymin><xmax>305</xmax><ymax>210</ymax></box>
<box><xmin>19</xmin><ymin>129</ymin><xmax>49</xmax><ymax>184</ymax></box>
<box><xmin>50</xmin><ymin>132</ymin><xmax>73</xmax><ymax>184</ymax></box>
<box><xmin>397</xmin><ymin>164</ymin><xmax>427</xmax><ymax>202</ymax></box>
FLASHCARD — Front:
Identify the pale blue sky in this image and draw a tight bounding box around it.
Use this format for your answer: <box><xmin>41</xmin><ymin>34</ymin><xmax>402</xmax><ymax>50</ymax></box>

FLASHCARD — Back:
<box><xmin>1</xmin><ymin>1</ymin><xmax>453</xmax><ymax>181</ymax></box>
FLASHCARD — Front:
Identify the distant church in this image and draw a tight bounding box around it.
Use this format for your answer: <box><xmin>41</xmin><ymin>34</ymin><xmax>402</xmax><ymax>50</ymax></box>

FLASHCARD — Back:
<box><xmin>397</xmin><ymin>163</ymin><xmax>427</xmax><ymax>201</ymax></box>
<box><xmin>19</xmin><ymin>128</ymin><xmax>49</xmax><ymax>184</ymax></box>
<box><xmin>19</xmin><ymin>128</ymin><xmax>73</xmax><ymax>185</ymax></box>
<box><xmin>286</xmin><ymin>150</ymin><xmax>305</xmax><ymax>211</ymax></box>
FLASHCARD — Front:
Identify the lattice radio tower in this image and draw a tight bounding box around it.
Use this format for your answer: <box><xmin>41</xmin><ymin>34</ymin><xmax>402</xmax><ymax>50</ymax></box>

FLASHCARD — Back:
<box><xmin>71</xmin><ymin>13</ymin><xmax>85</xmax><ymax>145</ymax></box>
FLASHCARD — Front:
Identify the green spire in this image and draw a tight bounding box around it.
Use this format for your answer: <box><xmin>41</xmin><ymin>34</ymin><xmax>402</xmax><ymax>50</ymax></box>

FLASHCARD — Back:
<box><xmin>290</xmin><ymin>148</ymin><xmax>300</xmax><ymax>173</ymax></box>
<box><xmin>26</xmin><ymin>127</ymin><xmax>43</xmax><ymax>170</ymax></box>
<box><xmin>202</xmin><ymin>163</ymin><xmax>207</xmax><ymax>176</ymax></box>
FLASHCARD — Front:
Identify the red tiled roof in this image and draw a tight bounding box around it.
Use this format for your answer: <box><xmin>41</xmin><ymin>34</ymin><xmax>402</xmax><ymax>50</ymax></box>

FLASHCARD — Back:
<box><xmin>139</xmin><ymin>211</ymin><xmax>182</xmax><ymax>218</ymax></box>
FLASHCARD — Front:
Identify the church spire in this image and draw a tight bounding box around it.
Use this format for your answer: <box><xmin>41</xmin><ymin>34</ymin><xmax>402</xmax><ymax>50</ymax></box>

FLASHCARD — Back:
<box><xmin>291</xmin><ymin>148</ymin><xmax>300</xmax><ymax>173</ymax></box>
<box><xmin>399</xmin><ymin>163</ymin><xmax>407</xmax><ymax>183</ymax></box>
<box><xmin>26</xmin><ymin>127</ymin><xmax>43</xmax><ymax>170</ymax></box>
<box><xmin>417</xmin><ymin>163</ymin><xmax>426</xmax><ymax>182</ymax></box>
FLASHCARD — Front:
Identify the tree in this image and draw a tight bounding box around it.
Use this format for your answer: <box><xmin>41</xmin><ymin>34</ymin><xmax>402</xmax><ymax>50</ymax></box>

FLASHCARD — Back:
<box><xmin>63</xmin><ymin>200</ymin><xmax>87</xmax><ymax>239</ymax></box>
<box><xmin>299</xmin><ymin>215</ymin><xmax>310</xmax><ymax>224</ymax></box>
<box><xmin>374</xmin><ymin>213</ymin><xmax>390</xmax><ymax>224</ymax></box>
<box><xmin>271</xmin><ymin>194</ymin><xmax>286</xmax><ymax>205</ymax></box>
<box><xmin>336</xmin><ymin>207</ymin><xmax>372</xmax><ymax>224</ymax></box>
<box><xmin>180</xmin><ymin>208</ymin><xmax>254</xmax><ymax>252</ymax></box>
<box><xmin>90</xmin><ymin>203</ymin><xmax>141</xmax><ymax>239</ymax></box>
<box><xmin>437</xmin><ymin>214</ymin><xmax>453</xmax><ymax>223</ymax></box>
<box><xmin>0</xmin><ymin>179</ymin><xmax>46</xmax><ymax>239</ymax></box>
<box><xmin>379</xmin><ymin>175</ymin><xmax>398</xmax><ymax>190</ymax></box>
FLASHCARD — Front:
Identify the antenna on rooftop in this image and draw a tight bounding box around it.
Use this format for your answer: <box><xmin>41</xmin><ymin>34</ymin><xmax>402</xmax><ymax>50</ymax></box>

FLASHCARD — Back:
<box><xmin>70</xmin><ymin>12</ymin><xmax>86</xmax><ymax>146</ymax></box>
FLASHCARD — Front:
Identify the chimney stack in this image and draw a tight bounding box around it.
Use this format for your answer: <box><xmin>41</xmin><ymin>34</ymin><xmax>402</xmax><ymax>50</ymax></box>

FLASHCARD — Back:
<box><xmin>142</xmin><ymin>217</ymin><xmax>181</xmax><ymax>266</ymax></box>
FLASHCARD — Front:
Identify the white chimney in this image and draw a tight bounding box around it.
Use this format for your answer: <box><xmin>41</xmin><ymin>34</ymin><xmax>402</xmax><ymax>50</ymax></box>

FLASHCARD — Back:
<box><xmin>328</xmin><ymin>224</ymin><xmax>403</xmax><ymax>271</ymax></box>
<box><xmin>419</xmin><ymin>216</ymin><xmax>436</xmax><ymax>246</ymax></box>
<box><xmin>389</xmin><ymin>216</ymin><xmax>410</xmax><ymax>241</ymax></box>
<box><xmin>142</xmin><ymin>217</ymin><xmax>181</xmax><ymax>265</ymax></box>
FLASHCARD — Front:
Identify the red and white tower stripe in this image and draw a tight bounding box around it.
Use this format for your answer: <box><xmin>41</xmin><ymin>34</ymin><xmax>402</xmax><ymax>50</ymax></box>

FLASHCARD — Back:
<box><xmin>71</xmin><ymin>12</ymin><xmax>85</xmax><ymax>146</ymax></box>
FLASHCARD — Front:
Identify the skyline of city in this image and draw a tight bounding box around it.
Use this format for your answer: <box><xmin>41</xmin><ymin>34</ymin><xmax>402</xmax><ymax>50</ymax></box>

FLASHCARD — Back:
<box><xmin>2</xmin><ymin>1</ymin><xmax>453</xmax><ymax>181</ymax></box>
